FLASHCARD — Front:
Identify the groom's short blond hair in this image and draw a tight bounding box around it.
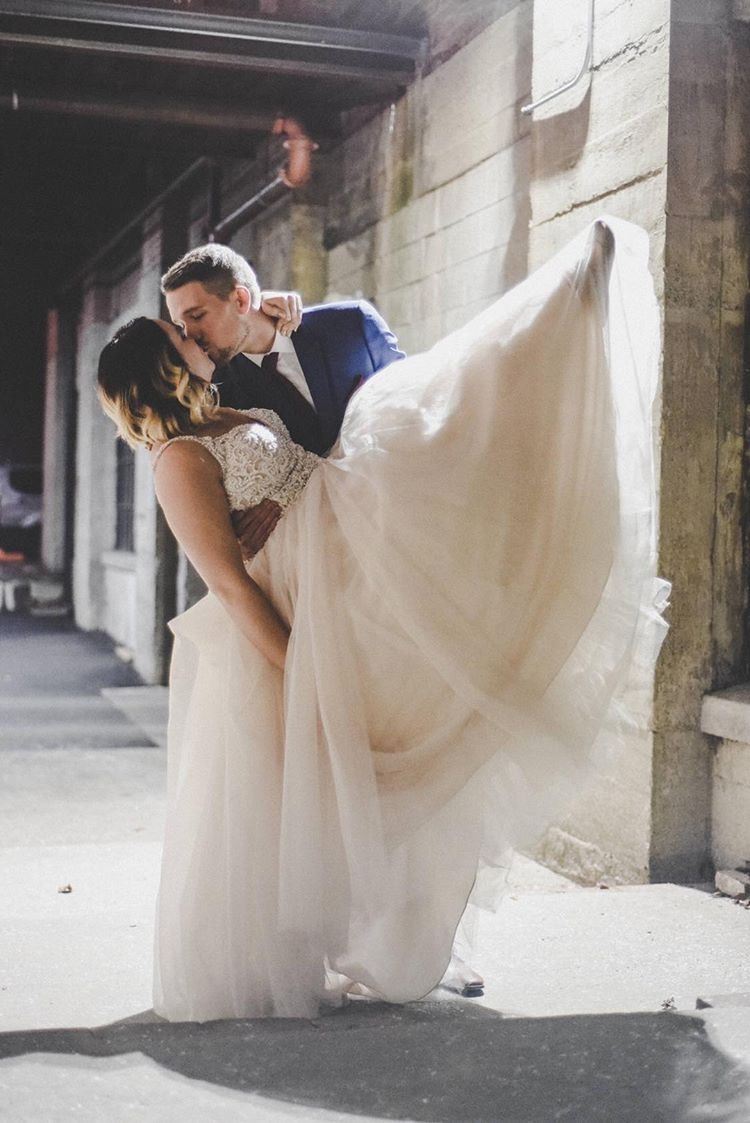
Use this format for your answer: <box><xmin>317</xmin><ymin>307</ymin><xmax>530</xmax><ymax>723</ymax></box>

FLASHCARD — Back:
<box><xmin>161</xmin><ymin>244</ymin><xmax>261</xmax><ymax>303</ymax></box>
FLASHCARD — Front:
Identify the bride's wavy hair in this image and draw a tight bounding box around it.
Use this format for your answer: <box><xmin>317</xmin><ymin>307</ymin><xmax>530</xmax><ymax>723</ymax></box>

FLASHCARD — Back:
<box><xmin>97</xmin><ymin>317</ymin><xmax>219</xmax><ymax>449</ymax></box>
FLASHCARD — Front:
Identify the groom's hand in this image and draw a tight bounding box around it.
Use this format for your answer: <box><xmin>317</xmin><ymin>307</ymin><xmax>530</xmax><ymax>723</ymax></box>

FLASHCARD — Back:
<box><xmin>260</xmin><ymin>291</ymin><xmax>303</xmax><ymax>337</ymax></box>
<box><xmin>232</xmin><ymin>499</ymin><xmax>282</xmax><ymax>559</ymax></box>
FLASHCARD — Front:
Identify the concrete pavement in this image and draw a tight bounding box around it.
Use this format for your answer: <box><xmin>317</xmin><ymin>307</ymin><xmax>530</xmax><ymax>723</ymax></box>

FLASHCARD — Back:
<box><xmin>2</xmin><ymin>615</ymin><xmax>750</xmax><ymax>1121</ymax></box>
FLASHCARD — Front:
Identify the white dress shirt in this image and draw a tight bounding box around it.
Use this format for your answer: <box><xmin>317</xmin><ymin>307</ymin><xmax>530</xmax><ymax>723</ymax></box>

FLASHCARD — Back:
<box><xmin>243</xmin><ymin>330</ymin><xmax>316</xmax><ymax>410</ymax></box>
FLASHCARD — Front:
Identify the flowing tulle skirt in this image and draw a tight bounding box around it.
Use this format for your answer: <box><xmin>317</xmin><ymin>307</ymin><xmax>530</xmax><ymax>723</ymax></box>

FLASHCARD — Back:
<box><xmin>154</xmin><ymin>218</ymin><xmax>669</xmax><ymax>1021</ymax></box>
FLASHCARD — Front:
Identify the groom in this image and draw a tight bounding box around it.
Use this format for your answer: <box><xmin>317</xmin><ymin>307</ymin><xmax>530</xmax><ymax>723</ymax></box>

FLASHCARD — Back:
<box><xmin>162</xmin><ymin>243</ymin><xmax>404</xmax><ymax>554</ymax></box>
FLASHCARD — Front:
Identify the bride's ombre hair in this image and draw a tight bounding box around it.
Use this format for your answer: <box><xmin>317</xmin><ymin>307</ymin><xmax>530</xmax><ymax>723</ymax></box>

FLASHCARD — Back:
<box><xmin>97</xmin><ymin>317</ymin><xmax>219</xmax><ymax>449</ymax></box>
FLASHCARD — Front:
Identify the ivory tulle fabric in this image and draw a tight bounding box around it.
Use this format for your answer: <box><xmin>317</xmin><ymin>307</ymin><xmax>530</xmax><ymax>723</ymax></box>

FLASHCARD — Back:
<box><xmin>153</xmin><ymin>218</ymin><xmax>670</xmax><ymax>1022</ymax></box>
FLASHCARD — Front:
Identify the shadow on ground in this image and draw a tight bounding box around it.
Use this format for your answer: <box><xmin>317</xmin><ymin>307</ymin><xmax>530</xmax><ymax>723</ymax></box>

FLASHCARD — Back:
<box><xmin>1</xmin><ymin>1001</ymin><xmax>749</xmax><ymax>1121</ymax></box>
<box><xmin>0</xmin><ymin>615</ymin><xmax>142</xmax><ymax>697</ymax></box>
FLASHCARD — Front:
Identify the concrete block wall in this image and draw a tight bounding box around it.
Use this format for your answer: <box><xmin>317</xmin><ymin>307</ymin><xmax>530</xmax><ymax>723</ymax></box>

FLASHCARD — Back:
<box><xmin>218</xmin><ymin>155</ymin><xmax>328</xmax><ymax>304</ymax></box>
<box><xmin>527</xmin><ymin>0</ymin><xmax>669</xmax><ymax>272</ymax></box>
<box><xmin>231</xmin><ymin>199</ymin><xmax>328</xmax><ymax>305</ymax></box>
<box><xmin>325</xmin><ymin>1</ymin><xmax>533</xmax><ymax>355</ymax></box>
<box><xmin>528</xmin><ymin>0</ymin><xmax>671</xmax><ymax>883</ymax></box>
<box><xmin>323</xmin><ymin>0</ymin><xmax>671</xmax><ymax>883</ymax></box>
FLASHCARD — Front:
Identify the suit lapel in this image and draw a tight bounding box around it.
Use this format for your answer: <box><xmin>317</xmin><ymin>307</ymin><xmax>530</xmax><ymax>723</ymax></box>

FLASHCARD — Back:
<box><xmin>292</xmin><ymin>323</ymin><xmax>338</xmax><ymax>448</ymax></box>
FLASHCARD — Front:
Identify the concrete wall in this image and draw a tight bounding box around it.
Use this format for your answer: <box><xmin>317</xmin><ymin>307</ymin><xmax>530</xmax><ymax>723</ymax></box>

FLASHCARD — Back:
<box><xmin>652</xmin><ymin>6</ymin><xmax>750</xmax><ymax>881</ymax></box>
<box><xmin>712</xmin><ymin>738</ymin><xmax>750</xmax><ymax>869</ymax></box>
<box><xmin>101</xmin><ymin>551</ymin><xmax>137</xmax><ymax>649</ymax></box>
<box><xmin>75</xmin><ymin>0</ymin><xmax>673</xmax><ymax>878</ymax></box>
<box><xmin>528</xmin><ymin>0</ymin><xmax>670</xmax><ymax>883</ymax></box>
<box><xmin>702</xmin><ymin>685</ymin><xmax>750</xmax><ymax>870</ymax></box>
<box><xmin>56</xmin><ymin>0</ymin><xmax>750</xmax><ymax>879</ymax></box>
<box><xmin>325</xmin><ymin>1</ymin><xmax>533</xmax><ymax>353</ymax></box>
<box><xmin>216</xmin><ymin>155</ymin><xmax>329</xmax><ymax>304</ymax></box>
<box><xmin>319</xmin><ymin>0</ymin><xmax>670</xmax><ymax>883</ymax></box>
<box><xmin>527</xmin><ymin>0</ymin><xmax>669</xmax><ymax>267</ymax></box>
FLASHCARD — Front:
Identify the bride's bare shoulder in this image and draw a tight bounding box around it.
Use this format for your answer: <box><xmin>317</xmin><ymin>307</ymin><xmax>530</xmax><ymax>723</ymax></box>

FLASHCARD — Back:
<box><xmin>150</xmin><ymin>436</ymin><xmax>219</xmax><ymax>479</ymax></box>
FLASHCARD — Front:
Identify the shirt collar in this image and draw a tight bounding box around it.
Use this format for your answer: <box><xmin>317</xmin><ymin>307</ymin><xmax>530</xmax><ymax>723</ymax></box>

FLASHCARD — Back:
<box><xmin>243</xmin><ymin>329</ymin><xmax>295</xmax><ymax>362</ymax></box>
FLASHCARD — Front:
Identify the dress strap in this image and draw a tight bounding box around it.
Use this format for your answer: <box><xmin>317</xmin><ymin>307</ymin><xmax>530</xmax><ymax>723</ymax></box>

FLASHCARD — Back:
<box><xmin>151</xmin><ymin>434</ymin><xmax>205</xmax><ymax>469</ymax></box>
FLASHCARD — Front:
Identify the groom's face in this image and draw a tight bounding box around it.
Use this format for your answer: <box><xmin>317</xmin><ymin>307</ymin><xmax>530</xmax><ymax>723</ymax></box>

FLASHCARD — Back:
<box><xmin>166</xmin><ymin>281</ymin><xmax>253</xmax><ymax>368</ymax></box>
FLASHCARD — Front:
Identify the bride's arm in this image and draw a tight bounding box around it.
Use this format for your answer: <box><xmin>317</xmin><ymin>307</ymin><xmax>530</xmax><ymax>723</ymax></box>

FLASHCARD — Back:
<box><xmin>153</xmin><ymin>442</ymin><xmax>289</xmax><ymax>670</ymax></box>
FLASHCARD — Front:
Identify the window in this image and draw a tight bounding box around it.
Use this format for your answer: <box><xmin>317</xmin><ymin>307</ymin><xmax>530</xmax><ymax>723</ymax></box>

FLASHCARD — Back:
<box><xmin>115</xmin><ymin>440</ymin><xmax>135</xmax><ymax>552</ymax></box>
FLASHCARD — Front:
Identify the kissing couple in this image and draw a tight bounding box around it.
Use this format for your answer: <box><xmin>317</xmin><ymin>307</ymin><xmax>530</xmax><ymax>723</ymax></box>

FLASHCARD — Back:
<box><xmin>97</xmin><ymin>218</ymin><xmax>670</xmax><ymax>1021</ymax></box>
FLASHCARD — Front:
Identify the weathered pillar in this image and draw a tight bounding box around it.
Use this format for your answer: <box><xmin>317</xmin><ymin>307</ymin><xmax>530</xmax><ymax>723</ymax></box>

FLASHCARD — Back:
<box><xmin>41</xmin><ymin>305</ymin><xmax>77</xmax><ymax>579</ymax></box>
<box><xmin>652</xmin><ymin>3</ymin><xmax>750</xmax><ymax>880</ymax></box>
<box><xmin>72</xmin><ymin>278</ymin><xmax>116</xmax><ymax>630</ymax></box>
<box><xmin>132</xmin><ymin>210</ymin><xmax>177</xmax><ymax>684</ymax></box>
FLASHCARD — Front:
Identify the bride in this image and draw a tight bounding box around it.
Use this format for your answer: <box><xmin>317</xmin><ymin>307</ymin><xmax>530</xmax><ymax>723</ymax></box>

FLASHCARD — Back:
<box><xmin>97</xmin><ymin>218</ymin><xmax>669</xmax><ymax>1022</ymax></box>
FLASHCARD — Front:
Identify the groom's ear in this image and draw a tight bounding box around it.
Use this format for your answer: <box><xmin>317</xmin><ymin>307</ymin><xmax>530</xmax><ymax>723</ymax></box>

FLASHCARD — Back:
<box><xmin>234</xmin><ymin>286</ymin><xmax>257</xmax><ymax>315</ymax></box>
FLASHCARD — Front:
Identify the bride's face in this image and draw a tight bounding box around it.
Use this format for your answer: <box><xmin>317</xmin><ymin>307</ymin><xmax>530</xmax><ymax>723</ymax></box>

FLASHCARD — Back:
<box><xmin>157</xmin><ymin>321</ymin><xmax>215</xmax><ymax>382</ymax></box>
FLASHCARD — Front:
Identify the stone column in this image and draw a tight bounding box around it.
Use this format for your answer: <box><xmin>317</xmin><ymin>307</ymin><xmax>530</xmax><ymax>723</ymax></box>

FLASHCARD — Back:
<box><xmin>72</xmin><ymin>279</ymin><xmax>116</xmax><ymax>631</ymax></box>
<box><xmin>41</xmin><ymin>305</ymin><xmax>77</xmax><ymax>578</ymax></box>
<box><xmin>132</xmin><ymin>209</ymin><xmax>178</xmax><ymax>684</ymax></box>
<box><xmin>652</xmin><ymin>4</ymin><xmax>750</xmax><ymax>880</ymax></box>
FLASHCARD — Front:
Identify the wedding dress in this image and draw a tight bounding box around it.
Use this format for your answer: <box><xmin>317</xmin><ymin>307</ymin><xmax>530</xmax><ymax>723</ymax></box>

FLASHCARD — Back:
<box><xmin>153</xmin><ymin>218</ymin><xmax>669</xmax><ymax>1022</ymax></box>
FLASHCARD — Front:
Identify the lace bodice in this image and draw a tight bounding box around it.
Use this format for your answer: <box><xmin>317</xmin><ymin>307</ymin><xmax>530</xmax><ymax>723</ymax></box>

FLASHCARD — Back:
<box><xmin>153</xmin><ymin>409</ymin><xmax>321</xmax><ymax>512</ymax></box>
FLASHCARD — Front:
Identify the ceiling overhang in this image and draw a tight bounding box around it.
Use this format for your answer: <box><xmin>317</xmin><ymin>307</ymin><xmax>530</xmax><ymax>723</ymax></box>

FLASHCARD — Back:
<box><xmin>0</xmin><ymin>1</ymin><xmax>425</xmax><ymax>148</ymax></box>
<box><xmin>0</xmin><ymin>1</ymin><xmax>423</xmax><ymax>63</ymax></box>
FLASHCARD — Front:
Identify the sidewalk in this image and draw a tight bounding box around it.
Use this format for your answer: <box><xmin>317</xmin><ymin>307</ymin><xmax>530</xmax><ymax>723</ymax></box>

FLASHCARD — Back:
<box><xmin>2</xmin><ymin>617</ymin><xmax>750</xmax><ymax>1121</ymax></box>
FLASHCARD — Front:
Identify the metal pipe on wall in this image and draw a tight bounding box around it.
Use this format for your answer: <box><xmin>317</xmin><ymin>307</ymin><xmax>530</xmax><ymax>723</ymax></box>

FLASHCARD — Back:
<box><xmin>521</xmin><ymin>0</ymin><xmax>596</xmax><ymax>116</ymax></box>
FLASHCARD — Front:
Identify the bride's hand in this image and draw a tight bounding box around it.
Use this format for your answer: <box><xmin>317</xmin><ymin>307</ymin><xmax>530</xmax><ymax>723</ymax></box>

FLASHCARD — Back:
<box><xmin>260</xmin><ymin>291</ymin><xmax>303</xmax><ymax>336</ymax></box>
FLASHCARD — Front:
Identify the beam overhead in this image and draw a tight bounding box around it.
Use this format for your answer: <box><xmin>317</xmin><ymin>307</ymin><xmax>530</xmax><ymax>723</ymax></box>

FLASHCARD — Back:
<box><xmin>0</xmin><ymin>0</ymin><xmax>424</xmax><ymax>61</ymax></box>
<box><xmin>0</xmin><ymin>30</ymin><xmax>415</xmax><ymax>86</ymax></box>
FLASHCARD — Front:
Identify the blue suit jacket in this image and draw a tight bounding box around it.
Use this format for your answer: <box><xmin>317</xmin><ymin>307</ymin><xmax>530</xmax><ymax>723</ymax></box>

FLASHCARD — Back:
<box><xmin>219</xmin><ymin>301</ymin><xmax>405</xmax><ymax>452</ymax></box>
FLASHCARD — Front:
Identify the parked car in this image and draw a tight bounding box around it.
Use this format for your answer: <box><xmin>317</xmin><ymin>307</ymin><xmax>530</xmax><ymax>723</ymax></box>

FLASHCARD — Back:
<box><xmin>0</xmin><ymin>463</ymin><xmax>42</xmax><ymax>560</ymax></box>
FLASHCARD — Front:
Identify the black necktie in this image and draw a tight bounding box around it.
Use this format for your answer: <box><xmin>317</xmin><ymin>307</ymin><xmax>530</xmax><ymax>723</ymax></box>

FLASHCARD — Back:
<box><xmin>261</xmin><ymin>351</ymin><xmax>280</xmax><ymax>375</ymax></box>
<box><xmin>250</xmin><ymin>351</ymin><xmax>325</xmax><ymax>454</ymax></box>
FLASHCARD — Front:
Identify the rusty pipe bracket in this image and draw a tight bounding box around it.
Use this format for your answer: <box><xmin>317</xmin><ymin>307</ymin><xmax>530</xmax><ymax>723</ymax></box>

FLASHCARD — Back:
<box><xmin>210</xmin><ymin>117</ymin><xmax>318</xmax><ymax>243</ymax></box>
<box><xmin>273</xmin><ymin>116</ymin><xmax>319</xmax><ymax>187</ymax></box>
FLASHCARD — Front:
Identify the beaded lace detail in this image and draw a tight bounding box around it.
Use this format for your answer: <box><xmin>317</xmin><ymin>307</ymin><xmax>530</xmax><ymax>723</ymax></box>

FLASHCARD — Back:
<box><xmin>152</xmin><ymin>408</ymin><xmax>321</xmax><ymax>512</ymax></box>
